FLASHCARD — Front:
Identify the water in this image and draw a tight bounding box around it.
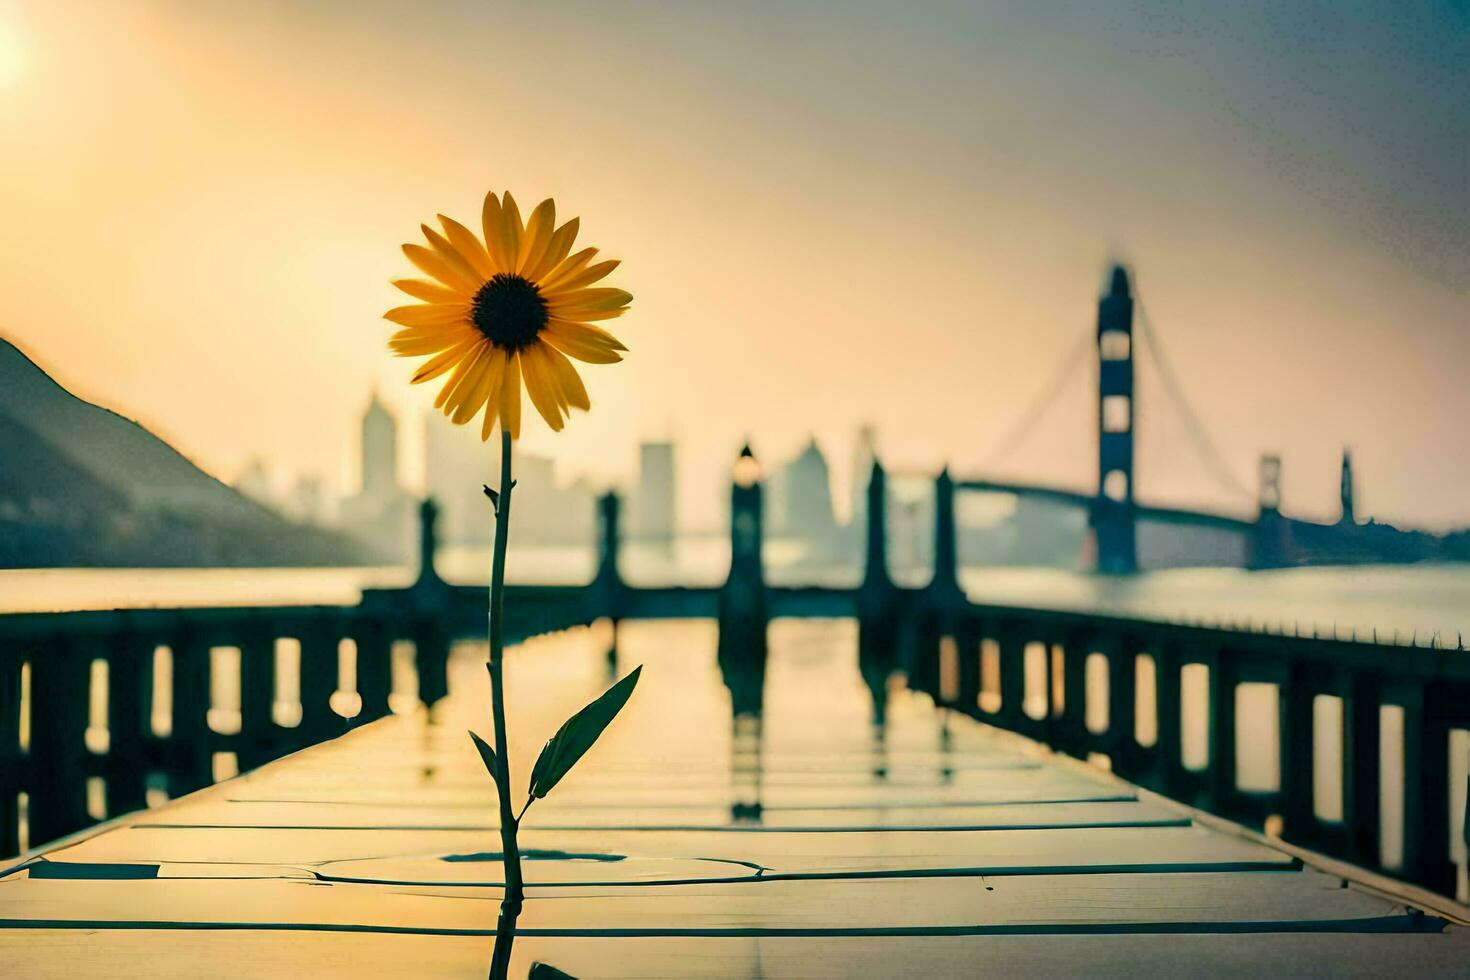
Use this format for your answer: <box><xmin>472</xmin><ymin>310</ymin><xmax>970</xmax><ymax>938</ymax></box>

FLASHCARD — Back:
<box><xmin>4</xmin><ymin>553</ymin><xmax>1467</xmax><ymax>647</ymax></box>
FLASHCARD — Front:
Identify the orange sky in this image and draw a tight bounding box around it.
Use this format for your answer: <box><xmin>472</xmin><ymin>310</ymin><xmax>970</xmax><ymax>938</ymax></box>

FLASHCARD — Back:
<box><xmin>1</xmin><ymin>1</ymin><xmax>1466</xmax><ymax>529</ymax></box>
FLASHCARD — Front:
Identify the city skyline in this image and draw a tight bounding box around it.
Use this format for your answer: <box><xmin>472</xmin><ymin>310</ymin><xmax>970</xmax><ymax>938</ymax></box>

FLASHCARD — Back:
<box><xmin>2</xmin><ymin>2</ymin><xmax>1466</xmax><ymax>531</ymax></box>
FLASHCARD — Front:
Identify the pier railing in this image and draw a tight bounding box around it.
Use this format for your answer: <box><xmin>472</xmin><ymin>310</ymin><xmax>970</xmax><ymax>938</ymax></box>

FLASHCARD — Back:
<box><xmin>2</xmin><ymin>458</ymin><xmax>1467</xmax><ymax>907</ymax></box>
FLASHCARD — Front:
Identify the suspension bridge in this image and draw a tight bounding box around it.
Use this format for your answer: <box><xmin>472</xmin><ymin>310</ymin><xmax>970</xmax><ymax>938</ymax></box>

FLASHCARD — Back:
<box><xmin>923</xmin><ymin>264</ymin><xmax>1443</xmax><ymax>572</ymax></box>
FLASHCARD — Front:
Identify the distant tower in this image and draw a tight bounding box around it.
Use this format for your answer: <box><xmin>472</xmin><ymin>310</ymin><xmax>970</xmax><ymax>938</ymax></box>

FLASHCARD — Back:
<box><xmin>1258</xmin><ymin>454</ymin><xmax>1282</xmax><ymax>513</ymax></box>
<box><xmin>362</xmin><ymin>390</ymin><xmax>398</xmax><ymax>497</ymax></box>
<box><xmin>783</xmin><ymin>437</ymin><xmax>838</xmax><ymax>546</ymax></box>
<box><xmin>635</xmin><ymin>442</ymin><xmax>676</xmax><ymax>543</ymax></box>
<box><xmin>1339</xmin><ymin>448</ymin><xmax>1356</xmax><ymax>526</ymax></box>
<box><xmin>1091</xmin><ymin>265</ymin><xmax>1137</xmax><ymax>573</ymax></box>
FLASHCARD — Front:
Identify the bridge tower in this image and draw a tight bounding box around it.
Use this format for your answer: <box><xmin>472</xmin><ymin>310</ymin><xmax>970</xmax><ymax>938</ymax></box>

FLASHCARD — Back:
<box><xmin>1251</xmin><ymin>453</ymin><xmax>1291</xmax><ymax>569</ymax></box>
<box><xmin>1091</xmin><ymin>265</ymin><xmax>1137</xmax><ymax>573</ymax></box>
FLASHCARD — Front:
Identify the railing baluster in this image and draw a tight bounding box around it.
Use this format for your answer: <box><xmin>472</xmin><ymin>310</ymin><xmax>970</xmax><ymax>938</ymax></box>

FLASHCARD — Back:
<box><xmin>1207</xmin><ymin>647</ymin><xmax>1238</xmax><ymax>816</ymax></box>
<box><xmin>413</xmin><ymin>616</ymin><xmax>451</xmax><ymax>713</ymax></box>
<box><xmin>1057</xmin><ymin>630</ymin><xmax>1089</xmax><ymax>759</ymax></box>
<box><xmin>353</xmin><ymin>618</ymin><xmax>392</xmax><ymax>725</ymax></box>
<box><xmin>997</xmin><ymin>626</ymin><xmax>1027</xmax><ymax>733</ymax></box>
<box><xmin>0</xmin><ymin>647</ymin><xmax>26</xmax><ymax>855</ymax></box>
<box><xmin>298</xmin><ymin>620</ymin><xmax>341</xmax><ymax>743</ymax></box>
<box><xmin>237</xmin><ymin>622</ymin><xmax>277</xmax><ymax>769</ymax></box>
<box><xmin>1107</xmin><ymin>633</ymin><xmax>1137</xmax><ymax>776</ymax></box>
<box><xmin>1153</xmin><ymin>640</ymin><xmax>1185</xmax><ymax>798</ymax></box>
<box><xmin>105</xmin><ymin>632</ymin><xmax>151</xmax><ymax>815</ymax></box>
<box><xmin>1341</xmin><ymin>667</ymin><xmax>1381</xmax><ymax>869</ymax></box>
<box><xmin>1279</xmin><ymin>660</ymin><xmax>1316</xmax><ymax>847</ymax></box>
<box><xmin>26</xmin><ymin>635</ymin><xmax>91</xmax><ymax>844</ymax></box>
<box><xmin>168</xmin><ymin>629</ymin><xmax>214</xmax><ymax>794</ymax></box>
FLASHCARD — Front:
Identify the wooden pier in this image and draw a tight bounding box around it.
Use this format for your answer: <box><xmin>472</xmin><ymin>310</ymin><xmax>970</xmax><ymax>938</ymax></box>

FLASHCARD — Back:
<box><xmin>2</xmin><ymin>621</ymin><xmax>1467</xmax><ymax>977</ymax></box>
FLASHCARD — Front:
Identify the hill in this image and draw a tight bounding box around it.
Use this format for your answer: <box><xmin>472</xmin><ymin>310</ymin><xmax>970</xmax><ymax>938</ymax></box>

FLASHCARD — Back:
<box><xmin>0</xmin><ymin>337</ymin><xmax>377</xmax><ymax>567</ymax></box>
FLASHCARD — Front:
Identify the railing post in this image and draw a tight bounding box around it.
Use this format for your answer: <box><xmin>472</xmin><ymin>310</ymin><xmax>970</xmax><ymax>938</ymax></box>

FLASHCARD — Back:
<box><xmin>27</xmin><ymin>636</ymin><xmax>91</xmax><ymax>845</ymax></box>
<box><xmin>590</xmin><ymin>491</ymin><xmax>626</xmax><ymax>620</ymax></box>
<box><xmin>857</xmin><ymin>460</ymin><xmax>900</xmax><ymax>719</ymax></box>
<box><xmin>104</xmin><ymin>632</ymin><xmax>153</xmax><ymax>816</ymax></box>
<box><xmin>408</xmin><ymin>498</ymin><xmax>453</xmax><ymax>714</ymax></box>
<box><xmin>930</xmin><ymin>468</ymin><xmax>961</xmax><ymax>601</ymax></box>
<box><xmin>717</xmin><ymin>445</ymin><xmax>768</xmax><ymax>718</ymax></box>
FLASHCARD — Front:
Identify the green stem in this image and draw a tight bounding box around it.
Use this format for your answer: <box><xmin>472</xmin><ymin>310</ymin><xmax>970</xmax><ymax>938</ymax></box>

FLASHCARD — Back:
<box><xmin>487</xmin><ymin>429</ymin><xmax>521</xmax><ymax>980</ymax></box>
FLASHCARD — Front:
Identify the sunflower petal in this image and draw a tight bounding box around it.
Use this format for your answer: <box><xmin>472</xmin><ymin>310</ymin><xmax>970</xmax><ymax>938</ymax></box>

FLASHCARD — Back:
<box><xmin>410</xmin><ymin>336</ymin><xmax>482</xmax><ymax>384</ymax></box>
<box><xmin>517</xmin><ymin>199</ymin><xmax>556</xmax><ymax>277</ymax></box>
<box><xmin>521</xmin><ymin>343</ymin><xmax>565</xmax><ymax>432</ymax></box>
<box><xmin>548</xmin><ymin>287</ymin><xmax>633</xmax><ymax>314</ymax></box>
<box><xmin>453</xmin><ymin>346</ymin><xmax>506</xmax><ymax>425</ymax></box>
<box><xmin>546</xmin><ymin>318</ymin><xmax>628</xmax><ymax>351</ymax></box>
<box><xmin>481</xmin><ymin>192</ymin><xmax>511</xmax><ymax>273</ymax></box>
<box><xmin>390</xmin><ymin>327</ymin><xmax>475</xmax><ymax>356</ymax></box>
<box><xmin>527</xmin><ymin>217</ymin><xmax>579</xmax><ymax>283</ymax></box>
<box><xmin>392</xmin><ymin>278</ymin><xmax>467</xmax><ymax>304</ymax></box>
<box><xmin>384</xmin><ymin>304</ymin><xmax>470</xmax><ymax>328</ymax></box>
<box><xmin>537</xmin><ymin>343</ymin><xmax>569</xmax><ymax>412</ymax></box>
<box><xmin>538</xmin><ymin>247</ymin><xmax>599</xmax><ymax>291</ymax></box>
<box><xmin>438</xmin><ymin>214</ymin><xmax>495</xmax><ymax>280</ymax></box>
<box><xmin>421</xmin><ymin>225</ymin><xmax>486</xmax><ymax>291</ymax></box>
<box><xmin>435</xmin><ymin>341</ymin><xmax>490</xmax><ymax>411</ymax></box>
<box><xmin>499</xmin><ymin>350</ymin><xmax>523</xmax><ymax>440</ymax></box>
<box><xmin>447</xmin><ymin>346</ymin><xmax>493</xmax><ymax>424</ymax></box>
<box><xmin>479</xmin><ymin>397</ymin><xmax>502</xmax><ymax>441</ymax></box>
<box><xmin>403</xmin><ymin>243</ymin><xmax>479</xmax><ymax>293</ymax></box>
<box><xmin>560</xmin><ymin>306</ymin><xmax>628</xmax><ymax>322</ymax></box>
<box><xmin>540</xmin><ymin>340</ymin><xmax>591</xmax><ymax>411</ymax></box>
<box><xmin>499</xmin><ymin>192</ymin><xmax>523</xmax><ymax>272</ymax></box>
<box><xmin>540</xmin><ymin>259</ymin><xmax>620</xmax><ymax>297</ymax></box>
<box><xmin>542</xmin><ymin>323</ymin><xmax>625</xmax><ymax>364</ymax></box>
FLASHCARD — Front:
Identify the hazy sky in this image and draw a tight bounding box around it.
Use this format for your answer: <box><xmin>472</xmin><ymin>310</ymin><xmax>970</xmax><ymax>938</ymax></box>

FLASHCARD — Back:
<box><xmin>1</xmin><ymin>1</ymin><xmax>1465</xmax><ymax>528</ymax></box>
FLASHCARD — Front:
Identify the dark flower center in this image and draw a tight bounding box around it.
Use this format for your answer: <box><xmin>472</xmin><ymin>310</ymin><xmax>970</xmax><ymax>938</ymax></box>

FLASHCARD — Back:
<box><xmin>471</xmin><ymin>273</ymin><xmax>548</xmax><ymax>350</ymax></box>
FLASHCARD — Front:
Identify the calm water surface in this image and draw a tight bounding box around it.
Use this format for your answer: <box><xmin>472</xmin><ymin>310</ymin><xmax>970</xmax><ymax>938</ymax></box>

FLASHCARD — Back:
<box><xmin>4</xmin><ymin>551</ymin><xmax>1467</xmax><ymax>645</ymax></box>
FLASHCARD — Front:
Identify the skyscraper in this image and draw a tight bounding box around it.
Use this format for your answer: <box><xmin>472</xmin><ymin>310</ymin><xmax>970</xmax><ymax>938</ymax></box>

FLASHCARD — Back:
<box><xmin>780</xmin><ymin>437</ymin><xmax>839</xmax><ymax>552</ymax></box>
<box><xmin>423</xmin><ymin>412</ymin><xmax>594</xmax><ymax>550</ymax></box>
<box><xmin>634</xmin><ymin>442</ymin><xmax>676</xmax><ymax>543</ymax></box>
<box><xmin>361</xmin><ymin>391</ymin><xmax>397</xmax><ymax>498</ymax></box>
<box><xmin>339</xmin><ymin>392</ymin><xmax>414</xmax><ymax>563</ymax></box>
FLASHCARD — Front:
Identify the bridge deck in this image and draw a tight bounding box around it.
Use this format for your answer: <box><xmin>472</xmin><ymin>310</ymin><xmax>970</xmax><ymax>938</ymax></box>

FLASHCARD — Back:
<box><xmin>2</xmin><ymin>620</ymin><xmax>1466</xmax><ymax>977</ymax></box>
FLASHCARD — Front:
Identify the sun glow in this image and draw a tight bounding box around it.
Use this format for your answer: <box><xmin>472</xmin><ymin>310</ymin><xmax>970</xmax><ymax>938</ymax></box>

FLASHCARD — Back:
<box><xmin>0</xmin><ymin>20</ymin><xmax>26</xmax><ymax>89</ymax></box>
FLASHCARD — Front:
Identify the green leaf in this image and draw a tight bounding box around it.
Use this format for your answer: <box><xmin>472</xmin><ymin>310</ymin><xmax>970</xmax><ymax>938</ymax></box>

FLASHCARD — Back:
<box><xmin>467</xmin><ymin>730</ymin><xmax>499</xmax><ymax>780</ymax></box>
<box><xmin>528</xmin><ymin>665</ymin><xmax>642</xmax><ymax>799</ymax></box>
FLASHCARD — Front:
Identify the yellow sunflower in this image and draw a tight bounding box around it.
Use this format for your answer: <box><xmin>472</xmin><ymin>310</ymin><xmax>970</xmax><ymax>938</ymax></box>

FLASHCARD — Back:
<box><xmin>386</xmin><ymin>191</ymin><xmax>630</xmax><ymax>439</ymax></box>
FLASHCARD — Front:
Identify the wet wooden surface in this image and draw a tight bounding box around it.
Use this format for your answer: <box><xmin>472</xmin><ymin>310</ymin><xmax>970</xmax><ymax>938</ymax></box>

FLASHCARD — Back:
<box><xmin>2</xmin><ymin>620</ymin><xmax>1467</xmax><ymax>977</ymax></box>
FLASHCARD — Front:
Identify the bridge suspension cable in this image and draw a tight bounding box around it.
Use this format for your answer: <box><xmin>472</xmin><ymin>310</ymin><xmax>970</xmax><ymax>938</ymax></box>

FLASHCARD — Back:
<box><xmin>1133</xmin><ymin>298</ymin><xmax>1256</xmax><ymax>503</ymax></box>
<box><xmin>978</xmin><ymin>327</ymin><xmax>1094</xmax><ymax>469</ymax></box>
